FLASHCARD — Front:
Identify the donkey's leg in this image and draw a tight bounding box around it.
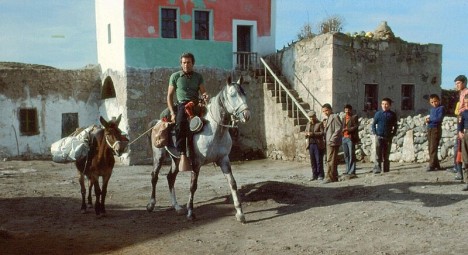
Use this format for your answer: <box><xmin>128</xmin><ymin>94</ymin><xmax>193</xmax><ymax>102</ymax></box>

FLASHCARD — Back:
<box><xmin>87</xmin><ymin>178</ymin><xmax>93</xmax><ymax>208</ymax></box>
<box><xmin>147</xmin><ymin>147</ymin><xmax>165</xmax><ymax>212</ymax></box>
<box><xmin>100</xmin><ymin>174</ymin><xmax>112</xmax><ymax>216</ymax></box>
<box><xmin>186</xmin><ymin>165</ymin><xmax>200</xmax><ymax>221</ymax></box>
<box><xmin>92</xmin><ymin>176</ymin><xmax>102</xmax><ymax>217</ymax></box>
<box><xmin>219</xmin><ymin>158</ymin><xmax>245</xmax><ymax>223</ymax></box>
<box><xmin>78</xmin><ymin>172</ymin><xmax>87</xmax><ymax>213</ymax></box>
<box><xmin>167</xmin><ymin>158</ymin><xmax>184</xmax><ymax>214</ymax></box>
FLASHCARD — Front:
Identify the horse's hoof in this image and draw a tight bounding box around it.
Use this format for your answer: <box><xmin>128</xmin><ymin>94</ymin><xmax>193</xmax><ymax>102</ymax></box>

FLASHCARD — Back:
<box><xmin>236</xmin><ymin>214</ymin><xmax>246</xmax><ymax>223</ymax></box>
<box><xmin>146</xmin><ymin>203</ymin><xmax>155</xmax><ymax>212</ymax></box>
<box><xmin>175</xmin><ymin>207</ymin><xmax>186</xmax><ymax>215</ymax></box>
<box><xmin>186</xmin><ymin>213</ymin><xmax>196</xmax><ymax>221</ymax></box>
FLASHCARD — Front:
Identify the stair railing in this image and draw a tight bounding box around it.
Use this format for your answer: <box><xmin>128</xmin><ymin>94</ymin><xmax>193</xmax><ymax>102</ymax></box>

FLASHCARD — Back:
<box><xmin>293</xmin><ymin>73</ymin><xmax>323</xmax><ymax>114</ymax></box>
<box><xmin>260</xmin><ymin>57</ymin><xmax>309</xmax><ymax>125</ymax></box>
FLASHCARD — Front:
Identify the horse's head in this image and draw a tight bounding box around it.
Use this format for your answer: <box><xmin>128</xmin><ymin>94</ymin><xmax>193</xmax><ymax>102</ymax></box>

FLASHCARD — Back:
<box><xmin>220</xmin><ymin>76</ymin><xmax>251</xmax><ymax>124</ymax></box>
<box><xmin>100</xmin><ymin>114</ymin><xmax>129</xmax><ymax>156</ymax></box>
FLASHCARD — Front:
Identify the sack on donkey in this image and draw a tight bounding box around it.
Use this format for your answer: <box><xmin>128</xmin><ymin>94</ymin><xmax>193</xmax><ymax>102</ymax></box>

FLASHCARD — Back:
<box><xmin>50</xmin><ymin>126</ymin><xmax>93</xmax><ymax>163</ymax></box>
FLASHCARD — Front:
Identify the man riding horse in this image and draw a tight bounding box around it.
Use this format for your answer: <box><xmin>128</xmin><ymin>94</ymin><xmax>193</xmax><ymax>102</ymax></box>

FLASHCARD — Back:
<box><xmin>167</xmin><ymin>52</ymin><xmax>209</xmax><ymax>171</ymax></box>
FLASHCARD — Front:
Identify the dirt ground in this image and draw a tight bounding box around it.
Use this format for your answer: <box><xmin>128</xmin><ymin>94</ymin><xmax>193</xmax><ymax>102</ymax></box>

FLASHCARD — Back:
<box><xmin>1</xmin><ymin>158</ymin><xmax>467</xmax><ymax>255</ymax></box>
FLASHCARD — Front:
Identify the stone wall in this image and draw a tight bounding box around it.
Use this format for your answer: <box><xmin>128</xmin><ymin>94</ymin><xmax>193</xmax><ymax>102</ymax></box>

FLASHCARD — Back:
<box><xmin>268</xmin><ymin>112</ymin><xmax>457</xmax><ymax>165</ymax></box>
<box><xmin>355</xmin><ymin>115</ymin><xmax>456</xmax><ymax>163</ymax></box>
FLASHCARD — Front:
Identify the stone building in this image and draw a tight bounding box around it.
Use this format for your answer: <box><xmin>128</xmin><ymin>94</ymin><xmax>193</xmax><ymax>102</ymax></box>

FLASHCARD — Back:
<box><xmin>276</xmin><ymin>22</ymin><xmax>442</xmax><ymax>119</ymax></box>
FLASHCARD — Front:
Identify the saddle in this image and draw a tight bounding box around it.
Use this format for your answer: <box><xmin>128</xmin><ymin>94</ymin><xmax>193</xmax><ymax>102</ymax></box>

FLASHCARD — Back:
<box><xmin>158</xmin><ymin>100</ymin><xmax>207</xmax><ymax>159</ymax></box>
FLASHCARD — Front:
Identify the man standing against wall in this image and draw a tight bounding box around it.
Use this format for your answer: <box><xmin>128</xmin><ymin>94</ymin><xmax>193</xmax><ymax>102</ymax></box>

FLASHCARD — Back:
<box><xmin>453</xmin><ymin>75</ymin><xmax>468</xmax><ymax>180</ymax></box>
<box><xmin>322</xmin><ymin>103</ymin><xmax>342</xmax><ymax>183</ymax></box>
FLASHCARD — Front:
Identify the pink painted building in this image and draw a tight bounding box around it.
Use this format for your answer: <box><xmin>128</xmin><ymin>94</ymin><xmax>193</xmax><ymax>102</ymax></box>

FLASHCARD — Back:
<box><xmin>96</xmin><ymin>0</ymin><xmax>276</xmax><ymax>71</ymax></box>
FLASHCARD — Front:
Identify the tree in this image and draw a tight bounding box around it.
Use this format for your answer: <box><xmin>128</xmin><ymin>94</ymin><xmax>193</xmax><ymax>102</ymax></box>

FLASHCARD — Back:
<box><xmin>319</xmin><ymin>15</ymin><xmax>344</xmax><ymax>34</ymax></box>
<box><xmin>297</xmin><ymin>22</ymin><xmax>315</xmax><ymax>41</ymax></box>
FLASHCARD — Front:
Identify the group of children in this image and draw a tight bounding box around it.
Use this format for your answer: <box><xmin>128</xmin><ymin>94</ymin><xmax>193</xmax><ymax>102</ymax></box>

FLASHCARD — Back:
<box><xmin>305</xmin><ymin>79</ymin><xmax>468</xmax><ymax>191</ymax></box>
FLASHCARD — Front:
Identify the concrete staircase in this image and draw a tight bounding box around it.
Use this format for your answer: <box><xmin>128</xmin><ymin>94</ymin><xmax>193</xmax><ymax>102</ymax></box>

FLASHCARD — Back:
<box><xmin>261</xmin><ymin>59</ymin><xmax>311</xmax><ymax>132</ymax></box>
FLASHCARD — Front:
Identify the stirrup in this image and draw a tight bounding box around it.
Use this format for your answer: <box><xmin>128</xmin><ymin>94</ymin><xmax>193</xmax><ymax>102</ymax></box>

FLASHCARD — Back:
<box><xmin>179</xmin><ymin>154</ymin><xmax>192</xmax><ymax>172</ymax></box>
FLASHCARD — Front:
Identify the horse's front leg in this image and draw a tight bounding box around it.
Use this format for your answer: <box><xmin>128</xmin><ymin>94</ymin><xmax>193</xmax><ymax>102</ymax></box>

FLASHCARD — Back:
<box><xmin>219</xmin><ymin>159</ymin><xmax>246</xmax><ymax>223</ymax></box>
<box><xmin>168</xmin><ymin>158</ymin><xmax>184</xmax><ymax>214</ymax></box>
<box><xmin>78</xmin><ymin>172</ymin><xmax>87</xmax><ymax>213</ymax></box>
<box><xmin>146</xmin><ymin>147</ymin><xmax>165</xmax><ymax>212</ymax></box>
<box><xmin>186</xmin><ymin>165</ymin><xmax>200</xmax><ymax>221</ymax></box>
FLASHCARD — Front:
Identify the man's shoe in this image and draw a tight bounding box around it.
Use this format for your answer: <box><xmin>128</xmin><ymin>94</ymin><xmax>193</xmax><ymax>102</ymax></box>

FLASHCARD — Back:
<box><xmin>455</xmin><ymin>174</ymin><xmax>463</xmax><ymax>181</ymax></box>
<box><xmin>447</xmin><ymin>168</ymin><xmax>458</xmax><ymax>173</ymax></box>
<box><xmin>321</xmin><ymin>179</ymin><xmax>332</xmax><ymax>184</ymax></box>
<box><xmin>426</xmin><ymin>166</ymin><xmax>435</xmax><ymax>172</ymax></box>
<box><xmin>318</xmin><ymin>177</ymin><xmax>324</xmax><ymax>181</ymax></box>
<box><xmin>373</xmin><ymin>166</ymin><xmax>381</xmax><ymax>174</ymax></box>
<box><xmin>462</xmin><ymin>185</ymin><xmax>468</xmax><ymax>191</ymax></box>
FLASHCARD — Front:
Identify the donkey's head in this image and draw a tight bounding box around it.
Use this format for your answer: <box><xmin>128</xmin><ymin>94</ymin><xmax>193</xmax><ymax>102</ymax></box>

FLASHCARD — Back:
<box><xmin>100</xmin><ymin>114</ymin><xmax>129</xmax><ymax>156</ymax></box>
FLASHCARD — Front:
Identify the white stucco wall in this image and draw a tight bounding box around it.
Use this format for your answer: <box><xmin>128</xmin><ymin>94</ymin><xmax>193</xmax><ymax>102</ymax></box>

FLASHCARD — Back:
<box><xmin>0</xmin><ymin>93</ymin><xmax>99</xmax><ymax>158</ymax></box>
<box><xmin>95</xmin><ymin>0</ymin><xmax>126</xmax><ymax>73</ymax></box>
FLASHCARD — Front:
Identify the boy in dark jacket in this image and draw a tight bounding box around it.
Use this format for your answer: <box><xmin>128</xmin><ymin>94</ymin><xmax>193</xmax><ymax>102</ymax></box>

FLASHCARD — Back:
<box><xmin>371</xmin><ymin>98</ymin><xmax>398</xmax><ymax>174</ymax></box>
<box><xmin>425</xmin><ymin>94</ymin><xmax>445</xmax><ymax>171</ymax></box>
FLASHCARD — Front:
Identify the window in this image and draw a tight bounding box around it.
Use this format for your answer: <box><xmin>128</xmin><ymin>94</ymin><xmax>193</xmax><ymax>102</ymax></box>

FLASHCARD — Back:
<box><xmin>364</xmin><ymin>84</ymin><xmax>378</xmax><ymax>111</ymax></box>
<box><xmin>194</xmin><ymin>10</ymin><xmax>209</xmax><ymax>40</ymax></box>
<box><xmin>19</xmin><ymin>108</ymin><xmax>38</xmax><ymax>136</ymax></box>
<box><xmin>62</xmin><ymin>113</ymin><xmax>79</xmax><ymax>138</ymax></box>
<box><xmin>401</xmin><ymin>84</ymin><xmax>414</xmax><ymax>110</ymax></box>
<box><xmin>101</xmin><ymin>76</ymin><xmax>116</xmax><ymax>99</ymax></box>
<box><xmin>107</xmin><ymin>24</ymin><xmax>112</xmax><ymax>44</ymax></box>
<box><xmin>161</xmin><ymin>8</ymin><xmax>177</xmax><ymax>38</ymax></box>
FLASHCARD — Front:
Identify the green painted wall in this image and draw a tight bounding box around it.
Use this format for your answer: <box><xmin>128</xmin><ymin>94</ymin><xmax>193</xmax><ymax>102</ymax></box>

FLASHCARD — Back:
<box><xmin>125</xmin><ymin>38</ymin><xmax>233</xmax><ymax>69</ymax></box>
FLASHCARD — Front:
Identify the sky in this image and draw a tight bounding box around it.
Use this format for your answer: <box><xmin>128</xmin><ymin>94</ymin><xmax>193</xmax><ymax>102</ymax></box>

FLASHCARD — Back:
<box><xmin>0</xmin><ymin>0</ymin><xmax>466</xmax><ymax>89</ymax></box>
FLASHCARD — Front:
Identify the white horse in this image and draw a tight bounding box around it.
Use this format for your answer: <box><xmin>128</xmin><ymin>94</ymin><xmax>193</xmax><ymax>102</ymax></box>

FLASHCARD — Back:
<box><xmin>146</xmin><ymin>76</ymin><xmax>250</xmax><ymax>223</ymax></box>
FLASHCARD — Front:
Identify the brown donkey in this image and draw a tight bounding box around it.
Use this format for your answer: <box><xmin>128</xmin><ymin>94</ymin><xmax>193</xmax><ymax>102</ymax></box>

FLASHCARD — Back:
<box><xmin>75</xmin><ymin>115</ymin><xmax>128</xmax><ymax>216</ymax></box>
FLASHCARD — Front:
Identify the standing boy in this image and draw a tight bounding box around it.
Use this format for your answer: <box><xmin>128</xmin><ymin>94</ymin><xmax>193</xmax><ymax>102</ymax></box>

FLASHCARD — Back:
<box><xmin>322</xmin><ymin>103</ymin><xmax>342</xmax><ymax>183</ymax></box>
<box><xmin>425</xmin><ymin>94</ymin><xmax>445</xmax><ymax>171</ymax></box>
<box><xmin>341</xmin><ymin>104</ymin><xmax>359</xmax><ymax>178</ymax></box>
<box><xmin>305</xmin><ymin>110</ymin><xmax>325</xmax><ymax>181</ymax></box>
<box><xmin>453</xmin><ymin>75</ymin><xmax>468</xmax><ymax>180</ymax></box>
<box><xmin>457</xmin><ymin>94</ymin><xmax>468</xmax><ymax>191</ymax></box>
<box><xmin>371</xmin><ymin>98</ymin><xmax>398</xmax><ymax>174</ymax></box>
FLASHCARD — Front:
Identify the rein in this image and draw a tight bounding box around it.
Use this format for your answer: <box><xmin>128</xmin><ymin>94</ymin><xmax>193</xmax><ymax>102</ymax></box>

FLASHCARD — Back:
<box><xmin>208</xmin><ymin>93</ymin><xmax>239</xmax><ymax>128</ymax></box>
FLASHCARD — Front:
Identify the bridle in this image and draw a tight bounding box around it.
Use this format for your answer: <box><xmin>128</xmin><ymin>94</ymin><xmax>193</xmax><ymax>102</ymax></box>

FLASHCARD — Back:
<box><xmin>210</xmin><ymin>84</ymin><xmax>249</xmax><ymax>128</ymax></box>
<box><xmin>104</xmin><ymin>130</ymin><xmax>128</xmax><ymax>156</ymax></box>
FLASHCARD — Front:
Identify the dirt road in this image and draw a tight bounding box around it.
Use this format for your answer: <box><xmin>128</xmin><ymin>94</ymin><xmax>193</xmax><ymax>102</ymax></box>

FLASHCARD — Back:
<box><xmin>1</xmin><ymin>159</ymin><xmax>467</xmax><ymax>254</ymax></box>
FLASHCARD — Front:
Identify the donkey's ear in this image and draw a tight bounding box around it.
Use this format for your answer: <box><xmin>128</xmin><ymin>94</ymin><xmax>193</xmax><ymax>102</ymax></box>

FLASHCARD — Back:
<box><xmin>100</xmin><ymin>116</ymin><xmax>108</xmax><ymax>128</ymax></box>
<box><xmin>227</xmin><ymin>76</ymin><xmax>232</xmax><ymax>84</ymax></box>
<box><xmin>115</xmin><ymin>114</ymin><xmax>122</xmax><ymax>125</ymax></box>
